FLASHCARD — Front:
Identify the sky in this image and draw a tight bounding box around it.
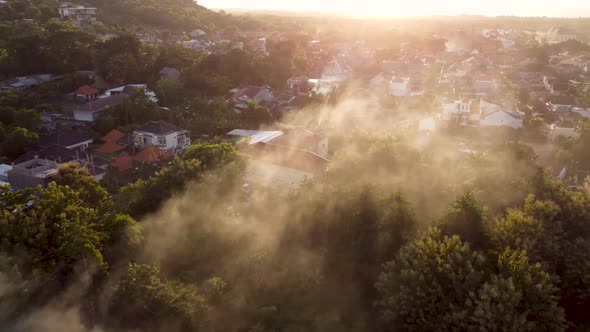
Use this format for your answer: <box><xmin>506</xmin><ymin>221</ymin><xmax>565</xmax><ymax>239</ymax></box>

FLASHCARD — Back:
<box><xmin>199</xmin><ymin>0</ymin><xmax>590</xmax><ymax>17</ymax></box>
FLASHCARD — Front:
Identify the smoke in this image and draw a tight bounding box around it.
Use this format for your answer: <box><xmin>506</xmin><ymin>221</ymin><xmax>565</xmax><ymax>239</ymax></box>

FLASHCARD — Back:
<box><xmin>1</xmin><ymin>85</ymin><xmax>547</xmax><ymax>331</ymax></box>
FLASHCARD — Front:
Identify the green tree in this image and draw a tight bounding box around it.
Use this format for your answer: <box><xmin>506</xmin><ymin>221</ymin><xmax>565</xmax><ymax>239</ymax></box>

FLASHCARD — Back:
<box><xmin>375</xmin><ymin>228</ymin><xmax>487</xmax><ymax>331</ymax></box>
<box><xmin>52</xmin><ymin>163</ymin><xmax>113</xmax><ymax>214</ymax></box>
<box><xmin>13</xmin><ymin>108</ymin><xmax>41</xmax><ymax>131</ymax></box>
<box><xmin>109</xmin><ymin>263</ymin><xmax>210</xmax><ymax>331</ymax></box>
<box><xmin>242</xmin><ymin>100</ymin><xmax>272</xmax><ymax>128</ymax></box>
<box><xmin>0</xmin><ymin>183</ymin><xmax>103</xmax><ymax>274</ymax></box>
<box><xmin>438</xmin><ymin>192</ymin><xmax>489</xmax><ymax>248</ymax></box>
<box><xmin>154</xmin><ymin>78</ymin><xmax>185</xmax><ymax>107</ymax></box>
<box><xmin>2</xmin><ymin>127</ymin><xmax>38</xmax><ymax>157</ymax></box>
<box><xmin>182</xmin><ymin>142</ymin><xmax>239</xmax><ymax>170</ymax></box>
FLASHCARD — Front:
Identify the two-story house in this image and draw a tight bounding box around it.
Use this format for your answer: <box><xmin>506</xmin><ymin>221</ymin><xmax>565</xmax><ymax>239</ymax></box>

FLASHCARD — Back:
<box><xmin>389</xmin><ymin>76</ymin><xmax>411</xmax><ymax>97</ymax></box>
<box><xmin>133</xmin><ymin>121</ymin><xmax>191</xmax><ymax>154</ymax></box>
<box><xmin>58</xmin><ymin>4</ymin><xmax>97</xmax><ymax>27</ymax></box>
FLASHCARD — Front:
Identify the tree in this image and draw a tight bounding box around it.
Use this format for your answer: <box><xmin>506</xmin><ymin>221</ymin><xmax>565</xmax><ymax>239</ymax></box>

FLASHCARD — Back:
<box><xmin>13</xmin><ymin>108</ymin><xmax>41</xmax><ymax>130</ymax></box>
<box><xmin>52</xmin><ymin>163</ymin><xmax>113</xmax><ymax>214</ymax></box>
<box><xmin>0</xmin><ymin>183</ymin><xmax>103</xmax><ymax>274</ymax></box>
<box><xmin>525</xmin><ymin>117</ymin><xmax>549</xmax><ymax>142</ymax></box>
<box><xmin>96</xmin><ymin>34</ymin><xmax>142</xmax><ymax>85</ymax></box>
<box><xmin>109</xmin><ymin>263</ymin><xmax>210</xmax><ymax>331</ymax></box>
<box><xmin>375</xmin><ymin>228</ymin><xmax>487</xmax><ymax>331</ymax></box>
<box><xmin>118</xmin><ymin>158</ymin><xmax>203</xmax><ymax>218</ymax></box>
<box><xmin>242</xmin><ymin>100</ymin><xmax>272</xmax><ymax>128</ymax></box>
<box><xmin>2</xmin><ymin>127</ymin><xmax>38</xmax><ymax>157</ymax></box>
<box><xmin>182</xmin><ymin>142</ymin><xmax>239</xmax><ymax>170</ymax></box>
<box><xmin>438</xmin><ymin>192</ymin><xmax>489</xmax><ymax>248</ymax></box>
<box><xmin>154</xmin><ymin>78</ymin><xmax>185</xmax><ymax>107</ymax></box>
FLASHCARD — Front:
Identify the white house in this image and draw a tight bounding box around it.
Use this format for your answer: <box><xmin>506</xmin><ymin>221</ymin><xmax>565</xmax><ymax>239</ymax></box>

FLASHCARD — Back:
<box><xmin>58</xmin><ymin>4</ymin><xmax>96</xmax><ymax>27</ymax></box>
<box><xmin>389</xmin><ymin>76</ymin><xmax>411</xmax><ymax>97</ymax></box>
<box><xmin>369</xmin><ymin>73</ymin><xmax>388</xmax><ymax>89</ymax></box>
<box><xmin>480</xmin><ymin>110</ymin><xmax>523</xmax><ymax>128</ymax></box>
<box><xmin>189</xmin><ymin>29</ymin><xmax>207</xmax><ymax>38</ymax></box>
<box><xmin>102</xmin><ymin>84</ymin><xmax>158</xmax><ymax>103</ymax></box>
<box><xmin>133</xmin><ymin>121</ymin><xmax>191</xmax><ymax>154</ymax></box>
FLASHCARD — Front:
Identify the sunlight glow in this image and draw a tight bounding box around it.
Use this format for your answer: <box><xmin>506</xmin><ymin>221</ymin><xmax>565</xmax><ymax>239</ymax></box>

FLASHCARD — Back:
<box><xmin>200</xmin><ymin>0</ymin><xmax>590</xmax><ymax>17</ymax></box>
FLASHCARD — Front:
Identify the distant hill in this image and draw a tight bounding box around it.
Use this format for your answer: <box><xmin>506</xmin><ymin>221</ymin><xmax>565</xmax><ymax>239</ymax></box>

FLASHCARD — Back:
<box><xmin>84</xmin><ymin>0</ymin><xmax>238</xmax><ymax>32</ymax></box>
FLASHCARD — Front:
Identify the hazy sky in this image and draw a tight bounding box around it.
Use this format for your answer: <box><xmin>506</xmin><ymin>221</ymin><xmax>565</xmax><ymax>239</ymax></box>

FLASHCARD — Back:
<box><xmin>200</xmin><ymin>0</ymin><xmax>590</xmax><ymax>17</ymax></box>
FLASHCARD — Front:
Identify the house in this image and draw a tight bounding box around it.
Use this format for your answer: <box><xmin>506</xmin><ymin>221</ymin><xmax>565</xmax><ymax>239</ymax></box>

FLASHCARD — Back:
<box><xmin>103</xmin><ymin>84</ymin><xmax>158</xmax><ymax>103</ymax></box>
<box><xmin>546</xmin><ymin>27</ymin><xmax>577</xmax><ymax>45</ymax></box>
<box><xmin>72</xmin><ymin>85</ymin><xmax>99</xmax><ymax>102</ymax></box>
<box><xmin>287</xmin><ymin>77</ymin><xmax>309</xmax><ymax>91</ymax></box>
<box><xmin>189</xmin><ymin>29</ymin><xmax>207</xmax><ymax>38</ymax></box>
<box><xmin>39</xmin><ymin>128</ymin><xmax>93</xmax><ymax>151</ymax></box>
<box><xmin>0</xmin><ymin>74</ymin><xmax>62</xmax><ymax>91</ymax></box>
<box><xmin>550</xmin><ymin>124</ymin><xmax>578</xmax><ymax>140</ymax></box>
<box><xmin>132</xmin><ymin>121</ymin><xmax>191</xmax><ymax>154</ymax></box>
<box><xmin>253</xmin><ymin>37</ymin><xmax>268</xmax><ymax>56</ymax></box>
<box><xmin>389</xmin><ymin>76</ymin><xmax>411</xmax><ymax>97</ymax></box>
<box><xmin>95</xmin><ymin>129</ymin><xmax>128</xmax><ymax>155</ymax></box>
<box><xmin>73</xmin><ymin>94</ymin><xmax>126</xmax><ymax>122</ymax></box>
<box><xmin>479</xmin><ymin>101</ymin><xmax>523</xmax><ymax>129</ymax></box>
<box><xmin>159</xmin><ymin>67</ymin><xmax>181</xmax><ymax>81</ymax></box>
<box><xmin>369</xmin><ymin>73</ymin><xmax>388</xmax><ymax>89</ymax></box>
<box><xmin>269</xmin><ymin>128</ymin><xmax>329</xmax><ymax>158</ymax></box>
<box><xmin>7</xmin><ymin>158</ymin><xmax>60</xmax><ymax>190</ymax></box>
<box><xmin>58</xmin><ymin>4</ymin><xmax>96</xmax><ymax>27</ymax></box>
<box><xmin>231</xmin><ymin>86</ymin><xmax>274</xmax><ymax>105</ymax></box>
<box><xmin>441</xmin><ymin>100</ymin><xmax>476</xmax><ymax>125</ymax></box>
<box><xmin>474</xmin><ymin>75</ymin><xmax>497</xmax><ymax>96</ymax></box>
<box><xmin>479</xmin><ymin>110</ymin><xmax>523</xmax><ymax>128</ymax></box>
<box><xmin>0</xmin><ymin>164</ymin><xmax>12</xmax><ymax>183</ymax></box>
<box><xmin>243</xmin><ymin>143</ymin><xmax>331</xmax><ymax>189</ymax></box>
<box><xmin>227</xmin><ymin>129</ymin><xmax>284</xmax><ymax>145</ymax></box>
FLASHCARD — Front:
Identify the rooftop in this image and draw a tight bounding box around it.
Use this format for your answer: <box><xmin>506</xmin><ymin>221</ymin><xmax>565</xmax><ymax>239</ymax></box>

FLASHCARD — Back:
<box><xmin>40</xmin><ymin>128</ymin><xmax>92</xmax><ymax>148</ymax></box>
<box><xmin>135</xmin><ymin>120</ymin><xmax>183</xmax><ymax>135</ymax></box>
<box><xmin>227</xmin><ymin>129</ymin><xmax>284</xmax><ymax>145</ymax></box>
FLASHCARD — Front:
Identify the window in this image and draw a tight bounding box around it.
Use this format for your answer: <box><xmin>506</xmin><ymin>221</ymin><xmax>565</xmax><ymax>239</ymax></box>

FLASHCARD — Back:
<box><xmin>158</xmin><ymin>137</ymin><xmax>167</xmax><ymax>146</ymax></box>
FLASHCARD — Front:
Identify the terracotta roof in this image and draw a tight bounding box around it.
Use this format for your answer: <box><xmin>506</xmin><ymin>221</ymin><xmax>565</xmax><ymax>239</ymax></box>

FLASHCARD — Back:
<box><xmin>96</xmin><ymin>141</ymin><xmax>126</xmax><ymax>154</ymax></box>
<box><xmin>111</xmin><ymin>155</ymin><xmax>134</xmax><ymax>172</ymax></box>
<box><xmin>102</xmin><ymin>129</ymin><xmax>125</xmax><ymax>142</ymax></box>
<box><xmin>75</xmin><ymin>85</ymin><xmax>98</xmax><ymax>95</ymax></box>
<box><xmin>134</xmin><ymin>146</ymin><xmax>174</xmax><ymax>163</ymax></box>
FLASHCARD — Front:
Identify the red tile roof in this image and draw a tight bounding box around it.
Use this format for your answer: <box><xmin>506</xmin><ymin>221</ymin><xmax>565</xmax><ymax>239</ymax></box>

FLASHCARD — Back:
<box><xmin>96</xmin><ymin>141</ymin><xmax>126</xmax><ymax>154</ymax></box>
<box><xmin>102</xmin><ymin>129</ymin><xmax>125</xmax><ymax>142</ymax></box>
<box><xmin>134</xmin><ymin>146</ymin><xmax>174</xmax><ymax>163</ymax></box>
<box><xmin>111</xmin><ymin>155</ymin><xmax>134</xmax><ymax>172</ymax></box>
<box><xmin>75</xmin><ymin>85</ymin><xmax>98</xmax><ymax>95</ymax></box>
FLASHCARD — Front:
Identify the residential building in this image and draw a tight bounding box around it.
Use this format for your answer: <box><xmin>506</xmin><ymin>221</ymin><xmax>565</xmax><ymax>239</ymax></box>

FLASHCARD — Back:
<box><xmin>133</xmin><ymin>121</ymin><xmax>191</xmax><ymax>154</ymax></box>
<box><xmin>7</xmin><ymin>158</ymin><xmax>60</xmax><ymax>190</ymax></box>
<box><xmin>227</xmin><ymin>130</ymin><xmax>284</xmax><ymax>145</ymax></box>
<box><xmin>479</xmin><ymin>110</ymin><xmax>523</xmax><ymax>128</ymax></box>
<box><xmin>230</xmin><ymin>86</ymin><xmax>274</xmax><ymax>106</ymax></box>
<box><xmin>287</xmin><ymin>77</ymin><xmax>309</xmax><ymax>91</ymax></box>
<box><xmin>474</xmin><ymin>75</ymin><xmax>497</xmax><ymax>96</ymax></box>
<box><xmin>58</xmin><ymin>4</ymin><xmax>97</xmax><ymax>27</ymax></box>
<box><xmin>546</xmin><ymin>27</ymin><xmax>577</xmax><ymax>45</ymax></box>
<box><xmin>189</xmin><ymin>29</ymin><xmax>207</xmax><ymax>38</ymax></box>
<box><xmin>389</xmin><ymin>76</ymin><xmax>411</xmax><ymax>97</ymax></box>
<box><xmin>0</xmin><ymin>74</ymin><xmax>62</xmax><ymax>91</ymax></box>
<box><xmin>253</xmin><ymin>37</ymin><xmax>268</xmax><ymax>56</ymax></box>
<box><xmin>73</xmin><ymin>94</ymin><xmax>126</xmax><ymax>122</ymax></box>
<box><xmin>442</xmin><ymin>100</ymin><xmax>475</xmax><ymax>125</ymax></box>
<box><xmin>39</xmin><ymin>128</ymin><xmax>93</xmax><ymax>151</ymax></box>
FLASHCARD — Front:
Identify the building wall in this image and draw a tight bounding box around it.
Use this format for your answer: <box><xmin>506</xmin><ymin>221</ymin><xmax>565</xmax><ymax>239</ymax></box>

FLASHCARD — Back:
<box><xmin>389</xmin><ymin>81</ymin><xmax>410</xmax><ymax>97</ymax></box>
<box><xmin>135</xmin><ymin>131</ymin><xmax>191</xmax><ymax>153</ymax></box>
<box><xmin>73</xmin><ymin>110</ymin><xmax>95</xmax><ymax>122</ymax></box>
